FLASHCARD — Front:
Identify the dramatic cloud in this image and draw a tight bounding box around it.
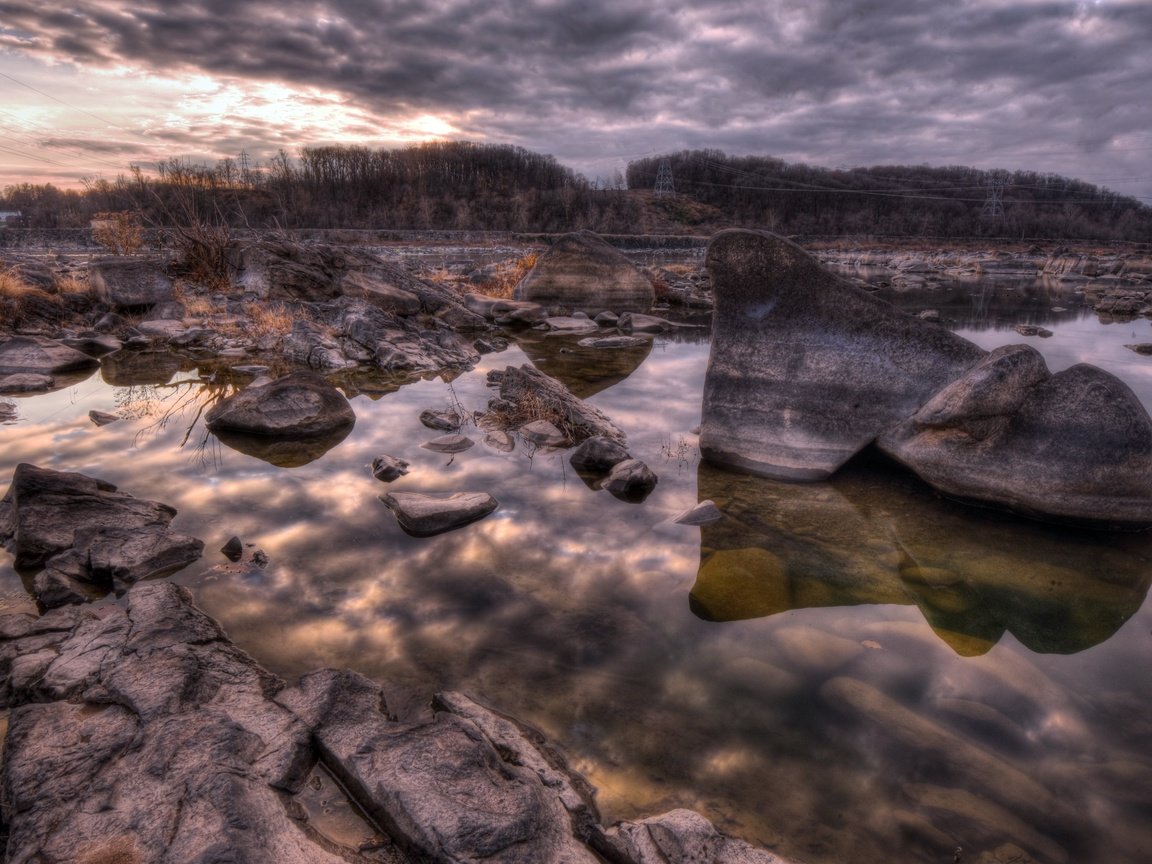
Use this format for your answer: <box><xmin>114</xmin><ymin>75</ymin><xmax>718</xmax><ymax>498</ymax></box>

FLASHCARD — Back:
<box><xmin>0</xmin><ymin>0</ymin><xmax>1149</xmax><ymax>197</ymax></box>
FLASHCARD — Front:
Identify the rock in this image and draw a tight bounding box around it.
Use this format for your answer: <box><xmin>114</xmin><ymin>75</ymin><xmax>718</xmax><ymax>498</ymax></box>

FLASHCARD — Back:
<box><xmin>381</xmin><ymin>491</ymin><xmax>497</xmax><ymax>536</ymax></box>
<box><xmin>617</xmin><ymin>312</ymin><xmax>676</xmax><ymax>333</ymax></box>
<box><xmin>520</xmin><ymin>419</ymin><xmax>568</xmax><ymax>447</ymax></box>
<box><xmin>205</xmin><ymin>371</ymin><xmax>356</xmax><ymax>439</ymax></box>
<box><xmin>1014</xmin><ymin>324</ymin><xmax>1053</xmax><ymax>338</ymax></box>
<box><xmin>334</xmin><ymin>298</ymin><xmax>480</xmax><ymax>373</ymax></box>
<box><xmin>100</xmin><ymin>349</ymin><xmax>182</xmax><ymax>386</ymax></box>
<box><xmin>880</xmin><ymin>354</ymin><xmax>1152</xmax><ymax>526</ymax></box>
<box><xmin>0</xmin><ymin>335</ymin><xmax>101</xmax><ymax>375</ymax></box>
<box><xmin>515</xmin><ymin>231</ymin><xmax>653</xmax><ymax>314</ymax></box>
<box><xmin>88</xmin><ymin>409</ymin><xmax>121</xmax><ymax>426</ymax></box>
<box><xmin>221</xmin><ymin>535</ymin><xmax>244</xmax><ymax>561</ymax></box>
<box><xmin>339</xmin><ymin>270</ymin><xmax>422</xmax><ymax>316</ymax></box>
<box><xmin>0</xmin><ymin>581</ymin><xmax>801</xmax><ymax>864</ymax></box>
<box><xmin>212</xmin><ymin>426</ymin><xmax>354</xmax><ymax>467</ymax></box>
<box><xmin>421</xmin><ymin>434</ymin><xmax>474</xmax><ymax>453</ymax></box>
<box><xmin>1125</xmin><ymin>343</ymin><xmax>1152</xmax><ymax>356</ymax></box>
<box><xmin>0</xmin><ymin>400</ymin><xmax>15</xmax><ymax>423</ymax></box>
<box><xmin>474</xmin><ymin>335</ymin><xmax>509</xmax><ymax>354</ymax></box>
<box><xmin>673</xmin><ymin>499</ymin><xmax>723</xmax><ymax>525</ymax></box>
<box><xmin>483</xmin><ymin>365</ymin><xmax>626</xmax><ymax>444</ymax></box>
<box><xmin>0</xmin><ymin>463</ymin><xmax>200</xmax><ymax>573</ymax></box>
<box><xmin>700</xmin><ymin>230</ymin><xmax>984</xmax><ymax>480</ymax></box>
<box><xmin>594</xmin><ymin>311</ymin><xmax>619</xmax><ymax>326</ymax></box>
<box><xmin>60</xmin><ymin>332</ymin><xmax>122</xmax><ymax>356</ymax></box>
<box><xmin>0</xmin><ymin>373</ymin><xmax>54</xmax><ymax>393</ymax></box>
<box><xmin>603</xmin><ymin>458</ymin><xmax>658</xmax><ymax>502</ymax></box>
<box><xmin>569</xmin><ymin>435</ymin><xmax>631</xmax><ymax>473</ymax></box>
<box><xmin>419</xmin><ymin>408</ymin><xmax>462</xmax><ymax>431</ymax></box>
<box><xmin>577</xmin><ymin>335</ymin><xmax>650</xmax><ymax>349</ymax></box>
<box><xmin>919</xmin><ymin>309</ymin><xmax>941</xmax><ymax>322</ymax></box>
<box><xmin>88</xmin><ymin>256</ymin><xmax>174</xmax><ymax>309</ymax></box>
<box><xmin>371</xmin><ymin>455</ymin><xmax>410</xmax><ymax>482</ymax></box>
<box><xmin>542</xmin><ymin>316</ymin><xmax>599</xmax><ymax>333</ymax></box>
<box><xmin>484</xmin><ymin>430</ymin><xmax>516</xmax><ymax>452</ymax></box>
<box><xmin>33</xmin><ymin>555</ymin><xmax>104</xmax><ymax>609</ymax></box>
<box><xmin>136</xmin><ymin>318</ymin><xmax>188</xmax><ymax>339</ymax></box>
<box><xmin>78</xmin><ymin>524</ymin><xmax>205</xmax><ymax>586</ymax></box>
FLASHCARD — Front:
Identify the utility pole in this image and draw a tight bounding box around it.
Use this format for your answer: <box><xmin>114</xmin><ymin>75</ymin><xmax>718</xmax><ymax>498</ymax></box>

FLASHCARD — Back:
<box><xmin>654</xmin><ymin>158</ymin><xmax>675</xmax><ymax>197</ymax></box>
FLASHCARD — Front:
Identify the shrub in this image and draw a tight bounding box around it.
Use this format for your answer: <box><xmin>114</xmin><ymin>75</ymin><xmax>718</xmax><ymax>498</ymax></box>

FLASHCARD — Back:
<box><xmin>91</xmin><ymin>211</ymin><xmax>144</xmax><ymax>255</ymax></box>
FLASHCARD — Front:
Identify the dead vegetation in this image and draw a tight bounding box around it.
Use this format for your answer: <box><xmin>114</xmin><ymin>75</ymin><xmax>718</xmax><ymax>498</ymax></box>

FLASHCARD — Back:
<box><xmin>91</xmin><ymin>211</ymin><xmax>145</xmax><ymax>256</ymax></box>
<box><xmin>0</xmin><ymin>263</ymin><xmax>94</xmax><ymax>331</ymax></box>
<box><xmin>478</xmin><ymin>252</ymin><xmax>538</xmax><ymax>299</ymax></box>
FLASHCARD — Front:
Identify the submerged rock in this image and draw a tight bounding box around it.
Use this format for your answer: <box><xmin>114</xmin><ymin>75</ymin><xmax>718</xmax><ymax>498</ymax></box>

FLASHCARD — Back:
<box><xmin>419</xmin><ymin>409</ymin><xmax>462</xmax><ymax>431</ymax></box>
<box><xmin>381</xmin><ymin>491</ymin><xmax>497</xmax><ymax>536</ymax></box>
<box><xmin>700</xmin><ymin>230</ymin><xmax>983</xmax><ymax>480</ymax></box>
<box><xmin>206</xmin><ymin>372</ymin><xmax>355</xmax><ymax>439</ymax></box>
<box><xmin>483</xmin><ymin>365</ymin><xmax>626</xmax><ymax>444</ymax></box>
<box><xmin>421</xmin><ymin>434</ymin><xmax>475</xmax><ymax>453</ymax></box>
<box><xmin>603</xmin><ymin>458</ymin><xmax>658</xmax><ymax>503</ymax></box>
<box><xmin>371</xmin><ymin>454</ymin><xmax>411</xmax><ymax>482</ymax></box>
<box><xmin>569</xmin><ymin>435</ymin><xmax>631</xmax><ymax>473</ymax></box>
<box><xmin>519</xmin><ymin>419</ymin><xmax>568</xmax><ymax>447</ymax></box>
<box><xmin>515</xmin><ymin>231</ymin><xmax>653</xmax><ymax>314</ymax></box>
<box><xmin>88</xmin><ymin>409</ymin><xmax>121</xmax><ymax>426</ymax></box>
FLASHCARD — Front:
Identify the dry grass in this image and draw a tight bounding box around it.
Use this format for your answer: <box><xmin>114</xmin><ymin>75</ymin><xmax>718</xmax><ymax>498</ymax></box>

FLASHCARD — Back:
<box><xmin>0</xmin><ymin>266</ymin><xmax>45</xmax><ymax>299</ymax></box>
<box><xmin>647</xmin><ymin>270</ymin><xmax>672</xmax><ymax>303</ymax></box>
<box><xmin>477</xmin><ymin>252</ymin><xmax>538</xmax><ymax>299</ymax></box>
<box><xmin>53</xmin><ymin>274</ymin><xmax>96</xmax><ymax>297</ymax></box>
<box><xmin>91</xmin><ymin>211</ymin><xmax>144</xmax><ymax>256</ymax></box>
<box><xmin>245</xmin><ymin>301</ymin><xmax>310</xmax><ymax>340</ymax></box>
<box><xmin>172</xmin><ymin>280</ymin><xmax>217</xmax><ymax>318</ymax></box>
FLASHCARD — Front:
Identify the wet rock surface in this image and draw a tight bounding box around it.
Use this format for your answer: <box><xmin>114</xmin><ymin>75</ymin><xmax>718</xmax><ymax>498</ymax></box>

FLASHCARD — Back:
<box><xmin>88</xmin><ymin>256</ymin><xmax>174</xmax><ymax>309</ymax></box>
<box><xmin>381</xmin><ymin>491</ymin><xmax>497</xmax><ymax>536</ymax></box>
<box><xmin>0</xmin><ymin>335</ymin><xmax>101</xmax><ymax>376</ymax></box>
<box><xmin>483</xmin><ymin>364</ymin><xmax>626</xmax><ymax>445</ymax></box>
<box><xmin>0</xmin><ymin>582</ymin><xmax>796</xmax><ymax>864</ymax></box>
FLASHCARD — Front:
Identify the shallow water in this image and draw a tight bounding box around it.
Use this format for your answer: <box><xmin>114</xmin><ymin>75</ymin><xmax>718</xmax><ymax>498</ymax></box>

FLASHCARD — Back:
<box><xmin>2</xmin><ymin>274</ymin><xmax>1152</xmax><ymax>864</ymax></box>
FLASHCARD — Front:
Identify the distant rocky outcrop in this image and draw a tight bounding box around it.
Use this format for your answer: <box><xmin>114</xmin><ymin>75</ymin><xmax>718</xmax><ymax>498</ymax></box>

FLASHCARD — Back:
<box><xmin>702</xmin><ymin>230</ymin><xmax>1152</xmax><ymax>527</ymax></box>
<box><xmin>514</xmin><ymin>231</ymin><xmax>654</xmax><ymax>314</ymax></box>
<box><xmin>0</xmin><ymin>581</ymin><xmax>797</xmax><ymax>864</ymax></box>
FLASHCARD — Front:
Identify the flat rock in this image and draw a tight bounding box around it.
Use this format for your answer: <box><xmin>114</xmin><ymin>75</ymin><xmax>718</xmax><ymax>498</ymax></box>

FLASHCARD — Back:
<box><xmin>88</xmin><ymin>409</ymin><xmax>121</xmax><ymax>426</ymax></box>
<box><xmin>136</xmin><ymin>318</ymin><xmax>187</xmax><ymax>338</ymax></box>
<box><xmin>700</xmin><ymin>230</ymin><xmax>984</xmax><ymax>480</ymax></box>
<box><xmin>577</xmin><ymin>335</ymin><xmax>650</xmax><ymax>349</ymax></box>
<box><xmin>0</xmin><ymin>335</ymin><xmax>101</xmax><ymax>375</ymax></box>
<box><xmin>381</xmin><ymin>491</ymin><xmax>497</xmax><ymax>536</ymax></box>
<box><xmin>520</xmin><ymin>419</ymin><xmax>568</xmax><ymax>446</ymax></box>
<box><xmin>60</xmin><ymin>333</ymin><xmax>122</xmax><ymax>356</ymax></box>
<box><xmin>515</xmin><ymin>231</ymin><xmax>653</xmax><ymax>314</ymax></box>
<box><xmin>339</xmin><ymin>270</ymin><xmax>422</xmax><ymax>316</ymax></box>
<box><xmin>205</xmin><ymin>371</ymin><xmax>356</xmax><ymax>439</ymax></box>
<box><xmin>484</xmin><ymin>365</ymin><xmax>626</xmax><ymax>444</ymax></box>
<box><xmin>617</xmin><ymin>312</ymin><xmax>676</xmax><ymax>333</ymax></box>
<box><xmin>542</xmin><ymin>316</ymin><xmax>599</xmax><ymax>333</ymax></box>
<box><xmin>0</xmin><ymin>372</ymin><xmax>54</xmax><ymax>393</ymax></box>
<box><xmin>421</xmin><ymin>434</ymin><xmax>475</xmax><ymax>453</ymax></box>
<box><xmin>673</xmin><ymin>499</ymin><xmax>724</xmax><ymax>525</ymax></box>
<box><xmin>419</xmin><ymin>409</ymin><xmax>462</xmax><ymax>431</ymax></box>
<box><xmin>88</xmin><ymin>256</ymin><xmax>174</xmax><ymax>309</ymax></box>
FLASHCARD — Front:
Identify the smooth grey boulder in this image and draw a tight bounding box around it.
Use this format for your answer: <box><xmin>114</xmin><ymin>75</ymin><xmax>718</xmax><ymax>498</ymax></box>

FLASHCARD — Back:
<box><xmin>205</xmin><ymin>371</ymin><xmax>355</xmax><ymax>439</ymax></box>
<box><xmin>381</xmin><ymin>491</ymin><xmax>497</xmax><ymax>537</ymax></box>
<box><xmin>700</xmin><ymin>230</ymin><xmax>984</xmax><ymax>480</ymax></box>
<box><xmin>0</xmin><ymin>335</ymin><xmax>101</xmax><ymax>375</ymax></box>
<box><xmin>88</xmin><ymin>256</ymin><xmax>174</xmax><ymax>309</ymax></box>
<box><xmin>569</xmin><ymin>435</ymin><xmax>631</xmax><ymax>473</ymax></box>
<box><xmin>880</xmin><ymin>353</ymin><xmax>1152</xmax><ymax>526</ymax></box>
<box><xmin>60</xmin><ymin>332</ymin><xmax>122</xmax><ymax>356</ymax></box>
<box><xmin>515</xmin><ymin>231</ymin><xmax>654</xmax><ymax>314</ymax></box>
<box><xmin>603</xmin><ymin>458</ymin><xmax>658</xmax><ymax>502</ymax></box>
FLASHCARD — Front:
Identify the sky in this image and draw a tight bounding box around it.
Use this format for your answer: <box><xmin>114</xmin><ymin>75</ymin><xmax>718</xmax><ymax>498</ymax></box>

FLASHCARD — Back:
<box><xmin>1</xmin><ymin>0</ymin><xmax>1150</xmax><ymax>201</ymax></box>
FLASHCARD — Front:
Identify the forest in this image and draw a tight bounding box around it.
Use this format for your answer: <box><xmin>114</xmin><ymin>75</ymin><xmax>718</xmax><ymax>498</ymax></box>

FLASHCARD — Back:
<box><xmin>1</xmin><ymin>141</ymin><xmax>1149</xmax><ymax>241</ymax></box>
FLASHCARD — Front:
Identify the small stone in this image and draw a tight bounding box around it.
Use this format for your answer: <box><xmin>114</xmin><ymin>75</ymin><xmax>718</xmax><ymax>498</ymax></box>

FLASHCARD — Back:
<box><xmin>419</xmin><ymin>409</ymin><xmax>462</xmax><ymax>431</ymax></box>
<box><xmin>88</xmin><ymin>410</ymin><xmax>121</xmax><ymax>427</ymax></box>
<box><xmin>1125</xmin><ymin>343</ymin><xmax>1152</xmax><ymax>356</ymax></box>
<box><xmin>603</xmin><ymin>458</ymin><xmax>658</xmax><ymax>502</ymax></box>
<box><xmin>1014</xmin><ymin>323</ymin><xmax>1053</xmax><ymax>338</ymax></box>
<box><xmin>484</xmin><ymin>430</ymin><xmax>516</xmax><ymax>452</ymax></box>
<box><xmin>569</xmin><ymin>436</ymin><xmax>631</xmax><ymax>473</ymax></box>
<box><xmin>520</xmin><ymin>420</ymin><xmax>568</xmax><ymax>447</ymax></box>
<box><xmin>576</xmin><ymin>336</ymin><xmax>649</xmax><ymax>349</ymax></box>
<box><xmin>422</xmin><ymin>434</ymin><xmax>474</xmax><ymax>453</ymax></box>
<box><xmin>918</xmin><ymin>309</ymin><xmax>941</xmax><ymax>322</ymax></box>
<box><xmin>371</xmin><ymin>455</ymin><xmax>410</xmax><ymax>482</ymax></box>
<box><xmin>220</xmin><ymin>536</ymin><xmax>244</xmax><ymax>562</ymax></box>
<box><xmin>673</xmin><ymin>500</ymin><xmax>723</xmax><ymax>525</ymax></box>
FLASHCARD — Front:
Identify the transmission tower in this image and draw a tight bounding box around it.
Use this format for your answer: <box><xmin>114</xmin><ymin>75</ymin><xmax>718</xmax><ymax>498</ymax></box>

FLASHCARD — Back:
<box><xmin>654</xmin><ymin>158</ymin><xmax>675</xmax><ymax>197</ymax></box>
<box><xmin>238</xmin><ymin>150</ymin><xmax>251</xmax><ymax>185</ymax></box>
<box><xmin>981</xmin><ymin>171</ymin><xmax>1008</xmax><ymax>219</ymax></box>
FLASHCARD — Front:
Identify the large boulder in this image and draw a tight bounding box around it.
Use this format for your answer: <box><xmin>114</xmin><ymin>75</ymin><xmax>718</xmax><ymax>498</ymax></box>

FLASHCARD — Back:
<box><xmin>205</xmin><ymin>372</ymin><xmax>356</xmax><ymax>439</ymax></box>
<box><xmin>0</xmin><ymin>463</ymin><xmax>202</xmax><ymax>582</ymax></box>
<box><xmin>483</xmin><ymin>365</ymin><xmax>626</xmax><ymax>444</ymax></box>
<box><xmin>700</xmin><ymin>230</ymin><xmax>984</xmax><ymax>480</ymax></box>
<box><xmin>880</xmin><ymin>347</ymin><xmax>1152</xmax><ymax>527</ymax></box>
<box><xmin>88</xmin><ymin>256</ymin><xmax>174</xmax><ymax>309</ymax></box>
<box><xmin>514</xmin><ymin>231</ymin><xmax>654</xmax><ymax>314</ymax></box>
<box><xmin>0</xmin><ymin>336</ymin><xmax>101</xmax><ymax>376</ymax></box>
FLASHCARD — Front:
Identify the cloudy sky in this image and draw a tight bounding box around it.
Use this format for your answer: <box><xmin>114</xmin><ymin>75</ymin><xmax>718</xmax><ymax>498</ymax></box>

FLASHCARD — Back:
<box><xmin>1</xmin><ymin>0</ymin><xmax>1150</xmax><ymax>200</ymax></box>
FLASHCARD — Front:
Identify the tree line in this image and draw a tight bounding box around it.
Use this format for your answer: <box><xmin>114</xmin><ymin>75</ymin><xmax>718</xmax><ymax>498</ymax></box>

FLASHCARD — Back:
<box><xmin>2</xmin><ymin>141</ymin><xmax>1149</xmax><ymax>240</ymax></box>
<box><xmin>628</xmin><ymin>150</ymin><xmax>1152</xmax><ymax>241</ymax></box>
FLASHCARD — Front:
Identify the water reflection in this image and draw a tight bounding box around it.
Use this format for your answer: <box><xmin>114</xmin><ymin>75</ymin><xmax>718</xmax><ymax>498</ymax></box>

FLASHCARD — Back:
<box><xmin>515</xmin><ymin>329</ymin><xmax>654</xmax><ymax>398</ymax></box>
<box><xmin>101</xmin><ymin>350</ymin><xmax>184</xmax><ymax>386</ymax></box>
<box><xmin>694</xmin><ymin>457</ymin><xmax>1152</xmax><ymax>655</ymax></box>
